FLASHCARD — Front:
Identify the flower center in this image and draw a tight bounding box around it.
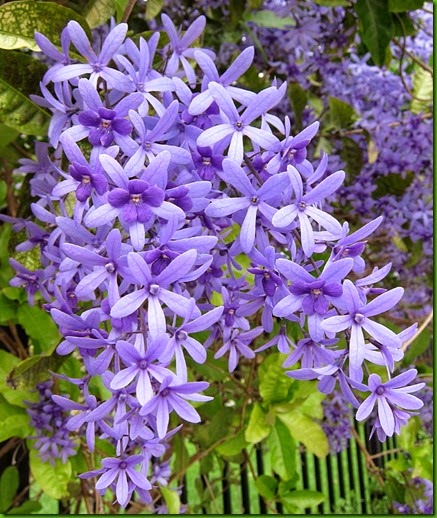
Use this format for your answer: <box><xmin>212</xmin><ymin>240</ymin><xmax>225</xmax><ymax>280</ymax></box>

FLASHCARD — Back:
<box><xmin>139</xmin><ymin>360</ymin><xmax>148</xmax><ymax>370</ymax></box>
<box><xmin>149</xmin><ymin>284</ymin><xmax>160</xmax><ymax>296</ymax></box>
<box><xmin>105</xmin><ymin>262</ymin><xmax>115</xmax><ymax>273</ymax></box>
<box><xmin>119</xmin><ymin>461</ymin><xmax>127</xmax><ymax>469</ymax></box>
<box><xmin>376</xmin><ymin>386</ymin><xmax>385</xmax><ymax>396</ymax></box>
<box><xmin>161</xmin><ymin>389</ymin><xmax>169</xmax><ymax>397</ymax></box>
<box><xmin>298</xmin><ymin>201</ymin><xmax>307</xmax><ymax>212</ymax></box>
<box><xmin>312</xmin><ymin>288</ymin><xmax>322</xmax><ymax>296</ymax></box>
<box><xmin>176</xmin><ymin>330</ymin><xmax>188</xmax><ymax>341</ymax></box>
<box><xmin>101</xmin><ymin>120</ymin><xmax>111</xmax><ymax>129</ymax></box>
<box><xmin>235</xmin><ymin>121</ymin><xmax>243</xmax><ymax>129</ymax></box>
<box><xmin>251</xmin><ymin>196</ymin><xmax>259</xmax><ymax>205</ymax></box>
<box><xmin>82</xmin><ymin>175</ymin><xmax>91</xmax><ymax>184</ymax></box>
<box><xmin>202</xmin><ymin>158</ymin><xmax>211</xmax><ymax>166</ymax></box>
<box><xmin>131</xmin><ymin>194</ymin><xmax>141</xmax><ymax>204</ymax></box>
<box><xmin>354</xmin><ymin>313</ymin><xmax>365</xmax><ymax>324</ymax></box>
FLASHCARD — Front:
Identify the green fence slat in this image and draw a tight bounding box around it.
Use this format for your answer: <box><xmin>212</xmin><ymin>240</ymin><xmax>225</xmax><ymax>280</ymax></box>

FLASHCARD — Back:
<box><xmin>295</xmin><ymin>448</ymin><xmax>304</xmax><ymax>490</ymax></box>
<box><xmin>348</xmin><ymin>430</ymin><xmax>362</xmax><ymax>514</ymax></box>
<box><xmin>329</xmin><ymin>453</ymin><xmax>341</xmax><ymax>510</ymax></box>
<box><xmin>318</xmin><ymin>454</ymin><xmax>331</xmax><ymax>514</ymax></box>
<box><xmin>358</xmin><ymin>424</ymin><xmax>372</xmax><ymax>512</ymax></box>
<box><xmin>340</xmin><ymin>448</ymin><xmax>352</xmax><ymax>509</ymax></box>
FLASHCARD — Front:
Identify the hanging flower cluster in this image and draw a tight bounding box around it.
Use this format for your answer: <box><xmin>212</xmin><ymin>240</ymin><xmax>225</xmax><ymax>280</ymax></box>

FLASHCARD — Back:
<box><xmin>8</xmin><ymin>15</ymin><xmax>424</xmax><ymax>508</ymax></box>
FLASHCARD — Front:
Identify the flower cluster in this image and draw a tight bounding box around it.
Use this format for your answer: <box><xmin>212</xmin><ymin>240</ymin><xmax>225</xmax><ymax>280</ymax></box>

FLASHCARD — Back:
<box><xmin>25</xmin><ymin>380</ymin><xmax>77</xmax><ymax>464</ymax></box>
<box><xmin>7</xmin><ymin>13</ymin><xmax>425</xmax><ymax>507</ymax></box>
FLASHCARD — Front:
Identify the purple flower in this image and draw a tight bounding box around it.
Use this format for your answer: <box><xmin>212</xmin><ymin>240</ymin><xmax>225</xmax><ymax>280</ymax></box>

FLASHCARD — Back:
<box><xmin>272</xmin><ymin>166</ymin><xmax>344</xmax><ymax>256</ymax></box>
<box><xmin>205</xmin><ymin>159</ymin><xmax>290</xmax><ymax>252</ymax></box>
<box><xmin>81</xmin><ymin>454</ymin><xmax>151</xmax><ymax>508</ymax></box>
<box><xmin>44</xmin><ymin>21</ymin><xmax>133</xmax><ymax>91</ymax></box>
<box><xmin>139</xmin><ymin>376</ymin><xmax>212</xmax><ymax>438</ymax></box>
<box><xmin>214</xmin><ymin>327</ymin><xmax>263</xmax><ymax>372</ymax></box>
<box><xmin>355</xmin><ymin>369</ymin><xmax>424</xmax><ymax>437</ymax></box>
<box><xmin>321</xmin><ymin>280</ymin><xmax>404</xmax><ymax>381</ymax></box>
<box><xmin>197</xmin><ymin>82</ymin><xmax>286</xmax><ymax>163</ymax></box>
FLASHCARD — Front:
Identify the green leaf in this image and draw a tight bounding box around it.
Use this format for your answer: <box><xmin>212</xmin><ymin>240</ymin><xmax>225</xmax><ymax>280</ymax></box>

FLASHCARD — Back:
<box><xmin>245</xmin><ymin>10</ymin><xmax>295</xmax><ymax>29</ymax></box>
<box><xmin>0</xmin><ymin>466</ymin><xmax>19</xmax><ymax>512</ymax></box>
<box><xmin>160</xmin><ymin>486</ymin><xmax>181</xmax><ymax>514</ymax></box>
<box><xmin>314</xmin><ymin>0</ymin><xmax>351</xmax><ymax>5</ymax></box>
<box><xmin>267</xmin><ymin>420</ymin><xmax>296</xmax><ymax>481</ymax></box>
<box><xmin>245</xmin><ymin>402</ymin><xmax>272</xmax><ymax>444</ymax></box>
<box><xmin>355</xmin><ymin>0</ymin><xmax>394</xmax><ymax>66</ymax></box>
<box><xmin>114</xmin><ymin>0</ymin><xmax>129</xmax><ymax>22</ymax></box>
<box><xmin>373</xmin><ymin>171</ymin><xmax>414</xmax><ymax>198</ymax></box>
<box><xmin>411</xmin><ymin>66</ymin><xmax>433</xmax><ymax>114</ymax></box>
<box><xmin>0</xmin><ymin>413</ymin><xmax>32</xmax><ymax>441</ymax></box>
<box><xmin>288</xmin><ymin>82</ymin><xmax>308</xmax><ymax>131</ymax></box>
<box><xmin>146</xmin><ymin>0</ymin><xmax>164</xmax><ymax>21</ymax></box>
<box><xmin>0</xmin><ymin>0</ymin><xmax>91</xmax><ymax>51</ymax></box>
<box><xmin>341</xmin><ymin>137</ymin><xmax>364</xmax><ymax>179</ymax></box>
<box><xmin>17</xmin><ymin>304</ymin><xmax>60</xmax><ymax>353</ymax></box>
<box><xmin>278</xmin><ymin>412</ymin><xmax>329</xmax><ymax>458</ymax></box>
<box><xmin>255</xmin><ymin>474</ymin><xmax>278</xmax><ymax>499</ymax></box>
<box><xmin>0</xmin><ymin>50</ymin><xmax>49</xmax><ymax>136</ymax></box>
<box><xmin>29</xmin><ymin>448</ymin><xmax>72</xmax><ymax>499</ymax></box>
<box><xmin>259</xmin><ymin>353</ymin><xmax>294</xmax><ymax>404</ymax></box>
<box><xmin>7</xmin><ymin>354</ymin><xmax>64</xmax><ymax>391</ymax></box>
<box><xmin>328</xmin><ymin>97</ymin><xmax>358</xmax><ymax>128</ymax></box>
<box><xmin>84</xmin><ymin>0</ymin><xmax>115</xmax><ymax>29</ymax></box>
<box><xmin>0</xmin><ymin>292</ymin><xmax>17</xmax><ymax>323</ymax></box>
<box><xmin>0</xmin><ymin>123</ymin><xmax>19</xmax><ymax>148</ymax></box>
<box><xmin>392</xmin><ymin>12</ymin><xmax>417</xmax><ymax>36</ymax></box>
<box><xmin>216</xmin><ymin>429</ymin><xmax>248</xmax><ymax>457</ymax></box>
<box><xmin>7</xmin><ymin>500</ymin><xmax>42</xmax><ymax>515</ymax></box>
<box><xmin>281</xmin><ymin>489</ymin><xmax>325</xmax><ymax>509</ymax></box>
<box><xmin>388</xmin><ymin>0</ymin><xmax>424</xmax><ymax>12</ymax></box>
<box><xmin>403</xmin><ymin>328</ymin><xmax>431</xmax><ymax>365</ymax></box>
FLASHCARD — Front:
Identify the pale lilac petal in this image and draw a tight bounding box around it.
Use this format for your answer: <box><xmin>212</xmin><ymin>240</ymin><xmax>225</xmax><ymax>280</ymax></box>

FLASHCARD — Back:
<box><xmin>183</xmin><ymin>306</ymin><xmax>224</xmax><ymax>333</ymax></box>
<box><xmin>276</xmin><ymin>258</ymin><xmax>314</xmax><ymax>283</ymax></box>
<box><xmin>207</xmin><ymin>82</ymin><xmax>239</xmax><ymax>121</ymax></box>
<box><xmin>127</xmin><ymin>252</ymin><xmax>152</xmax><ymax>285</ymax></box>
<box><xmin>221</xmin><ymin>46</ymin><xmax>254</xmax><ymax>84</ymax></box>
<box><xmin>272</xmin><ymin>294</ymin><xmax>302</xmax><ymax>317</ymax></box>
<box><xmin>155</xmin><ymin>249</ymin><xmax>197</xmax><ymax>287</ymax></box>
<box><xmin>220</xmin><ymin>158</ymin><xmax>255</xmax><ymax>196</ymax></box>
<box><xmin>305</xmin><ymin>206</ymin><xmax>342</xmax><ymax>235</ymax></box>
<box><xmin>298</xmin><ymin>212</ymin><xmax>315</xmax><ymax>256</ymax></box>
<box><xmin>110</xmin><ymin>289</ymin><xmax>148</xmax><ymax>318</ymax></box>
<box><xmin>197</xmin><ymin>123</ymin><xmax>234</xmax><ymax>147</ymax></box>
<box><xmin>99</xmin><ymin>24</ymin><xmax>128</xmax><ymax>64</ymax></box>
<box><xmin>147</xmin><ymin>296</ymin><xmax>167</xmax><ymax>338</ymax></box>
<box><xmin>303</xmin><ymin>170</ymin><xmax>345</xmax><ymax>205</ymax></box>
<box><xmin>158</xmin><ymin>289</ymin><xmax>191</xmax><ymax>318</ymax></box>
<box><xmin>205</xmin><ymin>197</ymin><xmax>250</xmax><ymax>218</ymax></box>
<box><xmin>76</xmin><ymin>269</ymin><xmax>108</xmax><ymax>298</ymax></box>
<box><xmin>169</xmin><ymin>395</ymin><xmax>201</xmax><ymax>423</ymax></box>
<box><xmin>378</xmin><ymin>397</ymin><xmax>395</xmax><ymax>437</ymax></box>
<box><xmin>110</xmin><ymin>366</ymin><xmax>138</xmax><ymax>390</ymax></box>
<box><xmin>227</xmin><ymin>131</ymin><xmax>244</xmax><ymax>163</ymax></box>
<box><xmin>257</xmin><ymin>172</ymin><xmax>289</xmax><ymax>201</ymax></box>
<box><xmin>239</xmin><ymin>204</ymin><xmax>258</xmax><ymax>253</ymax></box>
<box><xmin>349</xmin><ymin>324</ymin><xmax>365</xmax><ymax>382</ymax></box>
<box><xmin>116</xmin><ymin>470</ymin><xmax>129</xmax><ymax>507</ymax></box>
<box><xmin>243</xmin><ymin>126</ymin><xmax>278</xmax><ymax>149</ymax></box>
<box><xmin>356</xmin><ymin>393</ymin><xmax>377</xmax><ymax>421</ymax></box>
<box><xmin>363</xmin><ymin>287</ymin><xmax>404</xmax><ymax>317</ymax></box>
<box><xmin>320</xmin><ymin>315</ymin><xmax>351</xmax><ymax>333</ymax></box>
<box><xmin>95</xmin><ymin>468</ymin><xmax>118</xmax><ymax>491</ymax></box>
<box><xmin>272</xmin><ymin>204</ymin><xmax>298</xmax><ymax>228</ymax></box>
<box><xmin>85</xmin><ymin>204</ymin><xmax>120</xmax><ymax>227</ymax></box>
<box><xmin>361</xmin><ymin>319</ymin><xmax>401</xmax><ymax>347</ymax></box>
<box><xmin>384</xmin><ymin>369</ymin><xmax>418</xmax><ymax>389</ymax></box>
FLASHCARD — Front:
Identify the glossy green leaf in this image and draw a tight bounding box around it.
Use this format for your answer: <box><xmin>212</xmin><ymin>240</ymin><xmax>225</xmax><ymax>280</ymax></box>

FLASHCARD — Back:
<box><xmin>160</xmin><ymin>486</ymin><xmax>181</xmax><ymax>514</ymax></box>
<box><xmin>146</xmin><ymin>0</ymin><xmax>164</xmax><ymax>21</ymax></box>
<box><xmin>246</xmin><ymin>10</ymin><xmax>295</xmax><ymax>28</ymax></box>
<box><xmin>84</xmin><ymin>0</ymin><xmax>115</xmax><ymax>29</ymax></box>
<box><xmin>7</xmin><ymin>500</ymin><xmax>42</xmax><ymax>515</ymax></box>
<box><xmin>355</xmin><ymin>0</ymin><xmax>394</xmax><ymax>66</ymax></box>
<box><xmin>281</xmin><ymin>489</ymin><xmax>325</xmax><ymax>509</ymax></box>
<box><xmin>259</xmin><ymin>353</ymin><xmax>294</xmax><ymax>404</ymax></box>
<box><xmin>314</xmin><ymin>0</ymin><xmax>351</xmax><ymax>5</ymax></box>
<box><xmin>17</xmin><ymin>304</ymin><xmax>60</xmax><ymax>353</ymax></box>
<box><xmin>0</xmin><ymin>466</ymin><xmax>19</xmax><ymax>512</ymax></box>
<box><xmin>245</xmin><ymin>402</ymin><xmax>272</xmax><ymax>444</ymax></box>
<box><xmin>392</xmin><ymin>12</ymin><xmax>417</xmax><ymax>36</ymax></box>
<box><xmin>328</xmin><ymin>97</ymin><xmax>358</xmax><ymax>128</ymax></box>
<box><xmin>278</xmin><ymin>411</ymin><xmax>329</xmax><ymax>458</ymax></box>
<box><xmin>114</xmin><ymin>0</ymin><xmax>129</xmax><ymax>22</ymax></box>
<box><xmin>403</xmin><ymin>328</ymin><xmax>431</xmax><ymax>365</ymax></box>
<box><xmin>255</xmin><ymin>474</ymin><xmax>278</xmax><ymax>499</ymax></box>
<box><xmin>388</xmin><ymin>0</ymin><xmax>424</xmax><ymax>11</ymax></box>
<box><xmin>411</xmin><ymin>66</ymin><xmax>433</xmax><ymax>114</ymax></box>
<box><xmin>341</xmin><ymin>137</ymin><xmax>364</xmax><ymax>178</ymax></box>
<box><xmin>29</xmin><ymin>448</ymin><xmax>72</xmax><ymax>499</ymax></box>
<box><xmin>0</xmin><ymin>413</ymin><xmax>32</xmax><ymax>441</ymax></box>
<box><xmin>267</xmin><ymin>420</ymin><xmax>296</xmax><ymax>481</ymax></box>
<box><xmin>288</xmin><ymin>82</ymin><xmax>308</xmax><ymax>131</ymax></box>
<box><xmin>374</xmin><ymin>171</ymin><xmax>414</xmax><ymax>198</ymax></box>
<box><xmin>0</xmin><ymin>292</ymin><xmax>17</xmax><ymax>323</ymax></box>
<box><xmin>216</xmin><ymin>429</ymin><xmax>248</xmax><ymax>457</ymax></box>
<box><xmin>7</xmin><ymin>354</ymin><xmax>64</xmax><ymax>390</ymax></box>
<box><xmin>0</xmin><ymin>0</ymin><xmax>91</xmax><ymax>51</ymax></box>
<box><xmin>0</xmin><ymin>50</ymin><xmax>49</xmax><ymax>136</ymax></box>
<box><xmin>0</xmin><ymin>123</ymin><xmax>19</xmax><ymax>148</ymax></box>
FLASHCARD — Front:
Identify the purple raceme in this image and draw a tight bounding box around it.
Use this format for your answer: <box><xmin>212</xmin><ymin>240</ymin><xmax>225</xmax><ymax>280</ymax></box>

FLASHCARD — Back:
<box><xmin>6</xmin><ymin>10</ymin><xmax>427</xmax><ymax>509</ymax></box>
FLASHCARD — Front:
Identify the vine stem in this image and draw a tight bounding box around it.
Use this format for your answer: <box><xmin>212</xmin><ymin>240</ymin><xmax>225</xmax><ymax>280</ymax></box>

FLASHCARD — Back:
<box><xmin>350</xmin><ymin>427</ymin><xmax>385</xmax><ymax>488</ymax></box>
<box><xmin>401</xmin><ymin>309</ymin><xmax>433</xmax><ymax>352</ymax></box>
<box><xmin>121</xmin><ymin>0</ymin><xmax>137</xmax><ymax>24</ymax></box>
<box><xmin>392</xmin><ymin>38</ymin><xmax>434</xmax><ymax>76</ymax></box>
